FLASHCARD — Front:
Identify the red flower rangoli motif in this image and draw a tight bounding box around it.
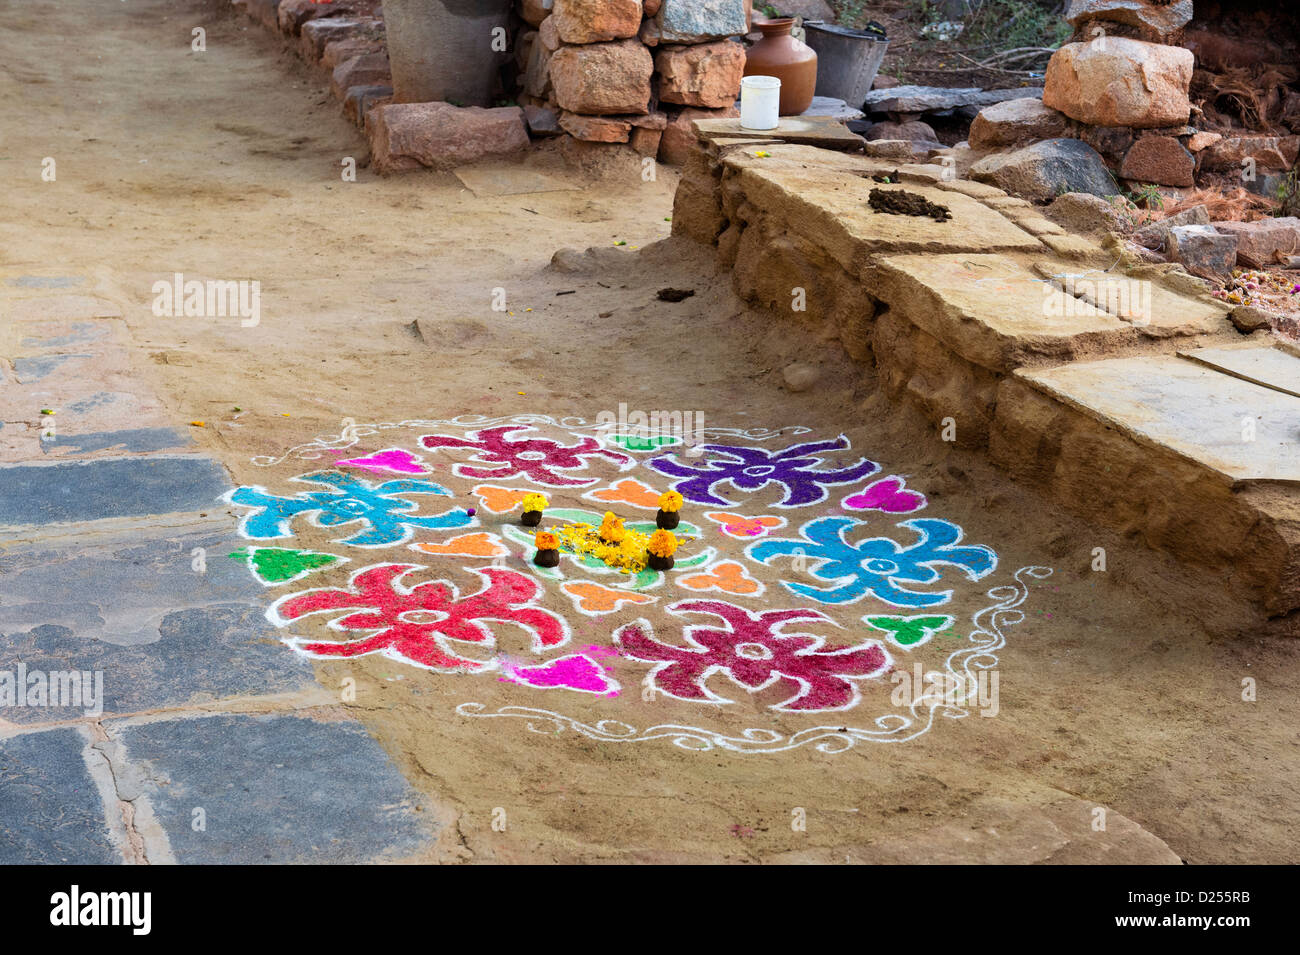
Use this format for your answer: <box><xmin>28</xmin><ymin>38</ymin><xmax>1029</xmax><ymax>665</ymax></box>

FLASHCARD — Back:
<box><xmin>270</xmin><ymin>564</ymin><xmax>568</xmax><ymax>671</ymax></box>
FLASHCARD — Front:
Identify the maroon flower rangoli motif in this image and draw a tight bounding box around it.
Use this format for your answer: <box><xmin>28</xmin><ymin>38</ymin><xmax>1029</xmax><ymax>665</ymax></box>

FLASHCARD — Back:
<box><xmin>420</xmin><ymin>425</ymin><xmax>632</xmax><ymax>487</ymax></box>
<box><xmin>614</xmin><ymin>599</ymin><xmax>890</xmax><ymax>712</ymax></box>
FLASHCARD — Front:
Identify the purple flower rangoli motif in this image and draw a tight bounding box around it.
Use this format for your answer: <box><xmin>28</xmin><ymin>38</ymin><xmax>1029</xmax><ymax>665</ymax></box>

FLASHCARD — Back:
<box><xmin>649</xmin><ymin>435</ymin><xmax>878</xmax><ymax>508</ymax></box>
<box><xmin>614</xmin><ymin>599</ymin><xmax>890</xmax><ymax>712</ymax></box>
<box><xmin>420</xmin><ymin>425</ymin><xmax>632</xmax><ymax>487</ymax></box>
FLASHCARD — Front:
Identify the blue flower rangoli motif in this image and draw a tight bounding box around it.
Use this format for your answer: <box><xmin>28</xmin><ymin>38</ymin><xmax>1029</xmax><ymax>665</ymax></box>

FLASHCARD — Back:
<box><xmin>227</xmin><ymin>471</ymin><xmax>472</xmax><ymax>547</ymax></box>
<box><xmin>747</xmin><ymin>516</ymin><xmax>996</xmax><ymax>607</ymax></box>
<box><xmin>649</xmin><ymin>435</ymin><xmax>878</xmax><ymax>508</ymax></box>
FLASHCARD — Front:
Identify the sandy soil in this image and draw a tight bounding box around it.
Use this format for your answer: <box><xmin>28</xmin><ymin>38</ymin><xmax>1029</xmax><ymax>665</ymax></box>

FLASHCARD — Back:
<box><xmin>4</xmin><ymin>0</ymin><xmax>1299</xmax><ymax>864</ymax></box>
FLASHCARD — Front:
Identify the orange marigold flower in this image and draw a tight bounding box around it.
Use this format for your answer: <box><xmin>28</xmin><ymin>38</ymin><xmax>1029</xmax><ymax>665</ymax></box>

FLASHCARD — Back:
<box><xmin>658</xmin><ymin>490</ymin><xmax>684</xmax><ymax>513</ymax></box>
<box><xmin>535</xmin><ymin>530</ymin><xmax>559</xmax><ymax>550</ymax></box>
<box><xmin>647</xmin><ymin>529</ymin><xmax>678</xmax><ymax>558</ymax></box>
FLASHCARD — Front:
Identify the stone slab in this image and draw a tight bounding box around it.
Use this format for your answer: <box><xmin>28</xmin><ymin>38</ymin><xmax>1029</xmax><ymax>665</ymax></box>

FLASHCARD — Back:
<box><xmin>452</xmin><ymin>164</ymin><xmax>579</xmax><ymax>197</ymax></box>
<box><xmin>5</xmin><ymin>295</ymin><xmax>122</xmax><ymax>321</ymax></box>
<box><xmin>692</xmin><ymin>115</ymin><xmax>865</xmax><ymax>150</ymax></box>
<box><xmin>1018</xmin><ymin>355</ymin><xmax>1300</xmax><ymax>484</ymax></box>
<box><xmin>875</xmin><ymin>253</ymin><xmax>1128</xmax><ymax>371</ymax></box>
<box><xmin>37</xmin><ymin>426</ymin><xmax>193</xmax><ymax>457</ymax></box>
<box><xmin>1032</xmin><ymin>262</ymin><xmax>1229</xmax><ymax>332</ymax></box>
<box><xmin>862</xmin><ymin>85</ymin><xmax>1041</xmax><ymax>114</ymax></box>
<box><xmin>800</xmin><ymin>95</ymin><xmax>865</xmax><ymax>122</ymax></box>
<box><xmin>721</xmin><ymin>145</ymin><xmax>1043</xmax><ymax>276</ymax></box>
<box><xmin>0</xmin><ymin>522</ymin><xmax>317</xmax><ymax>720</ymax></box>
<box><xmin>111</xmin><ymin>713</ymin><xmax>435</xmax><ymax>863</ymax></box>
<box><xmin>1178</xmin><ymin>344</ymin><xmax>1300</xmax><ymax>400</ymax></box>
<box><xmin>0</xmin><ymin>728</ymin><xmax>120</xmax><ymax>864</ymax></box>
<box><xmin>0</xmin><ymin>456</ymin><xmax>230</xmax><ymax>527</ymax></box>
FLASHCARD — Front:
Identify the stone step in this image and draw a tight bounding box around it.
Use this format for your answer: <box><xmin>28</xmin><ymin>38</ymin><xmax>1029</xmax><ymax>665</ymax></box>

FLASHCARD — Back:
<box><xmin>993</xmin><ymin>354</ymin><xmax>1300</xmax><ymax>615</ymax></box>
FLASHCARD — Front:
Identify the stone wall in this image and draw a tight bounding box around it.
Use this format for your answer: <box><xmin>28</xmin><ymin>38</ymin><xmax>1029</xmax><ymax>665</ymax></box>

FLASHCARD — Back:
<box><xmin>515</xmin><ymin>0</ymin><xmax>750</xmax><ymax>164</ymax></box>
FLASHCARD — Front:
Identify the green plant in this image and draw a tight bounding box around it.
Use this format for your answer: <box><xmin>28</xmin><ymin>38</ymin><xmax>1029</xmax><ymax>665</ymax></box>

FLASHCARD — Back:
<box><xmin>1125</xmin><ymin>183</ymin><xmax>1166</xmax><ymax>212</ymax></box>
<box><xmin>1276</xmin><ymin>166</ymin><xmax>1300</xmax><ymax>218</ymax></box>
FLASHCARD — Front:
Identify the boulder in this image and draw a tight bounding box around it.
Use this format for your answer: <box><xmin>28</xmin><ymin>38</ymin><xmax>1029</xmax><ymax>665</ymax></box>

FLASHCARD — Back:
<box><xmin>968</xmin><ymin>97</ymin><xmax>1069</xmax><ymax>150</ymax></box>
<box><xmin>523</xmin><ymin>32</ymin><xmax>553</xmax><ymax>98</ymax></box>
<box><xmin>524</xmin><ymin>104</ymin><xmax>562</xmax><ymax>137</ymax></box>
<box><xmin>1043</xmin><ymin>38</ymin><xmax>1193</xmax><ymax>128</ymax></box>
<box><xmin>630</xmin><ymin>126</ymin><xmax>664</xmax><ymax>157</ymax></box>
<box><xmin>342</xmin><ymin>85</ymin><xmax>393</xmax><ymax>128</ymax></box>
<box><xmin>1133</xmin><ymin>204</ymin><xmax>1210</xmax><ymax>249</ymax></box>
<box><xmin>551</xmin><ymin>0</ymin><xmax>642</xmax><ymax>44</ymax></box>
<box><xmin>1199</xmin><ymin>135</ymin><xmax>1300</xmax><ymax>174</ymax></box>
<box><xmin>777</xmin><ymin>1</ymin><xmax>834</xmax><ymax>19</ymax></box>
<box><xmin>863</xmin><ymin>120</ymin><xmax>940</xmax><ymax>145</ymax></box>
<box><xmin>1046</xmin><ymin>192</ymin><xmax>1127</xmax><ymax>234</ymax></box>
<box><xmin>331</xmin><ymin>53</ymin><xmax>391</xmax><ymax>99</ymax></box>
<box><xmin>300</xmin><ymin>18</ymin><xmax>370</xmax><ymax>63</ymax></box>
<box><xmin>1167</xmin><ymin>224</ymin><xmax>1238</xmax><ymax>281</ymax></box>
<box><xmin>549</xmin><ymin>39</ymin><xmax>653</xmax><ymax>115</ymax></box>
<box><xmin>521</xmin><ymin>0</ymin><xmax>552</xmax><ymax>27</ymax></box>
<box><xmin>1120</xmin><ymin>135</ymin><xmax>1194</xmax><ymax>187</ymax></box>
<box><xmin>1065</xmin><ymin>0</ymin><xmax>1193</xmax><ymax>42</ymax></box>
<box><xmin>655</xmin><ymin>40</ymin><xmax>746</xmax><ymax>108</ymax></box>
<box><xmin>642</xmin><ymin>0</ymin><xmax>748</xmax><ymax>45</ymax></box>
<box><xmin>277</xmin><ymin>0</ymin><xmax>333</xmax><ymax>36</ymax></box>
<box><xmin>322</xmin><ymin>37</ymin><xmax>382</xmax><ymax>70</ymax></box>
<box><xmin>368</xmin><ymin>102</ymin><xmax>530</xmax><ymax>173</ymax></box>
<box><xmin>1212</xmin><ymin>218</ymin><xmax>1300</xmax><ymax>269</ymax></box>
<box><xmin>1186</xmin><ymin>131</ymin><xmax>1222</xmax><ymax>153</ymax></box>
<box><xmin>970</xmin><ymin>138</ymin><xmax>1119</xmax><ymax>202</ymax></box>
<box><xmin>559</xmin><ymin>112</ymin><xmax>633</xmax><ymax>142</ymax></box>
<box><xmin>659</xmin><ymin>105</ymin><xmax>738</xmax><ymax>165</ymax></box>
<box><xmin>539</xmin><ymin>14</ymin><xmax>562</xmax><ymax>50</ymax></box>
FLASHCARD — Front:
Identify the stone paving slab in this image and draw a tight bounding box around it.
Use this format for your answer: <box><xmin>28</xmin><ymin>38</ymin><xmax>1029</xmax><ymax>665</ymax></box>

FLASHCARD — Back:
<box><xmin>0</xmin><ymin>728</ymin><xmax>120</xmax><ymax>864</ymax></box>
<box><xmin>720</xmin><ymin>145</ymin><xmax>1043</xmax><ymax>275</ymax></box>
<box><xmin>1018</xmin><ymin>355</ymin><xmax>1300</xmax><ymax>484</ymax></box>
<box><xmin>874</xmin><ymin>252</ymin><xmax>1124</xmax><ymax>371</ymax></box>
<box><xmin>110</xmin><ymin>713</ymin><xmax>436</xmax><ymax>864</ymax></box>
<box><xmin>1178</xmin><ymin>343</ymin><xmax>1300</xmax><ymax>399</ymax></box>
<box><xmin>0</xmin><ymin>521</ymin><xmax>317</xmax><ymax>721</ymax></box>
<box><xmin>694</xmin><ymin>115</ymin><xmax>866</xmax><ymax>150</ymax></box>
<box><xmin>5</xmin><ymin>295</ymin><xmax>123</xmax><ymax>321</ymax></box>
<box><xmin>0</xmin><ymin>456</ymin><xmax>229</xmax><ymax>526</ymax></box>
<box><xmin>1033</xmin><ymin>262</ymin><xmax>1228</xmax><ymax>332</ymax></box>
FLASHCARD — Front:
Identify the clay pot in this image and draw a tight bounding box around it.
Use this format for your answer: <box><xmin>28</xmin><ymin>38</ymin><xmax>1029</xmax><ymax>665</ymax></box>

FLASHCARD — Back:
<box><xmin>534</xmin><ymin>548</ymin><xmax>560</xmax><ymax>568</ymax></box>
<box><xmin>521</xmin><ymin>510</ymin><xmax>542</xmax><ymax>527</ymax></box>
<box><xmin>647</xmin><ymin>554</ymin><xmax>675</xmax><ymax>571</ymax></box>
<box><xmin>744</xmin><ymin>18</ymin><xmax>818</xmax><ymax>116</ymax></box>
<box><xmin>656</xmin><ymin>509</ymin><xmax>680</xmax><ymax>530</ymax></box>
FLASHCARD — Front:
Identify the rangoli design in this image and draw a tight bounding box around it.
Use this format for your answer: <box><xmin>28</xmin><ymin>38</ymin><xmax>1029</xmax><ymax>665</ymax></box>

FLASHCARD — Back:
<box><xmin>235</xmin><ymin>415</ymin><xmax>1050</xmax><ymax>754</ymax></box>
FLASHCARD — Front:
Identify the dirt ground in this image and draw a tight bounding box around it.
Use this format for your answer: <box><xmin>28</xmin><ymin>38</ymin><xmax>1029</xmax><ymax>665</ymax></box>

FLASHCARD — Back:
<box><xmin>4</xmin><ymin>0</ymin><xmax>1299</xmax><ymax>864</ymax></box>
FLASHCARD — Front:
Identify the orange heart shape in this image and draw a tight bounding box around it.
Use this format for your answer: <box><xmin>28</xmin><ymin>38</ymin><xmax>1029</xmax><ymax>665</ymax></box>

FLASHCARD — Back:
<box><xmin>703</xmin><ymin>512</ymin><xmax>785</xmax><ymax>539</ymax></box>
<box><xmin>588</xmin><ymin>478</ymin><xmax>662</xmax><ymax>509</ymax></box>
<box><xmin>473</xmin><ymin>485</ymin><xmax>531</xmax><ymax>513</ymax></box>
<box><xmin>680</xmin><ymin>561</ymin><xmax>762</xmax><ymax>596</ymax></box>
<box><xmin>562</xmin><ymin>581</ymin><xmax>656</xmax><ymax>614</ymax></box>
<box><xmin>412</xmin><ymin>532</ymin><xmax>508</xmax><ymax>559</ymax></box>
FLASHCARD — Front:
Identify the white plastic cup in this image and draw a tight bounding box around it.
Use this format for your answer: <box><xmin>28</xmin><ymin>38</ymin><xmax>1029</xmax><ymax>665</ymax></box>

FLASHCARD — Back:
<box><xmin>740</xmin><ymin>75</ymin><xmax>781</xmax><ymax>131</ymax></box>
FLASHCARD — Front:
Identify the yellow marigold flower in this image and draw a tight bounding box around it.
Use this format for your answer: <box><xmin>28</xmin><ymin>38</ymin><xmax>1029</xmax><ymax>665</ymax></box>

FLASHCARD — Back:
<box><xmin>522</xmin><ymin>493</ymin><xmax>548</xmax><ymax>512</ymax></box>
<box><xmin>535</xmin><ymin>530</ymin><xmax>559</xmax><ymax>550</ymax></box>
<box><xmin>647</xmin><ymin>529</ymin><xmax>678</xmax><ymax>558</ymax></box>
<box><xmin>598</xmin><ymin>511</ymin><xmax>626</xmax><ymax>543</ymax></box>
<box><xmin>658</xmin><ymin>491</ymin><xmax>684</xmax><ymax>513</ymax></box>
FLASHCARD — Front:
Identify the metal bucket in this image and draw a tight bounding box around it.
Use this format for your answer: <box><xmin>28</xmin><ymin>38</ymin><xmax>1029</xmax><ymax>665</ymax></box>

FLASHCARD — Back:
<box><xmin>802</xmin><ymin>22</ymin><xmax>889</xmax><ymax>109</ymax></box>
